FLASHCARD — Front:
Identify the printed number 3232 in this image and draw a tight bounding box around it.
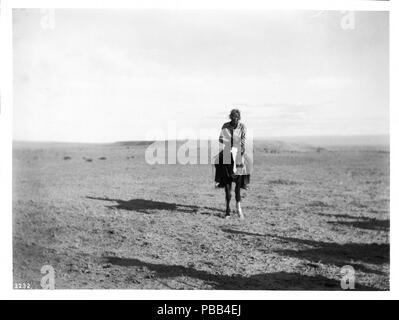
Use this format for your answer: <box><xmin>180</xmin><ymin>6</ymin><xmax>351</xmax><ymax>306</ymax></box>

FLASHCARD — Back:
<box><xmin>14</xmin><ymin>282</ymin><xmax>31</xmax><ymax>289</ymax></box>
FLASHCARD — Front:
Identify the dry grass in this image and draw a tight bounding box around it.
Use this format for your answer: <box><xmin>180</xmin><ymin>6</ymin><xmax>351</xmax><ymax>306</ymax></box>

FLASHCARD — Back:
<box><xmin>13</xmin><ymin>141</ymin><xmax>389</xmax><ymax>290</ymax></box>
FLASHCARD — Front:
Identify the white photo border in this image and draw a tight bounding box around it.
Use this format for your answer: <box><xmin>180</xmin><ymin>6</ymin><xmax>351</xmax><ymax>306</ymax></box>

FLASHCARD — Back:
<box><xmin>0</xmin><ymin>0</ymin><xmax>396</xmax><ymax>300</ymax></box>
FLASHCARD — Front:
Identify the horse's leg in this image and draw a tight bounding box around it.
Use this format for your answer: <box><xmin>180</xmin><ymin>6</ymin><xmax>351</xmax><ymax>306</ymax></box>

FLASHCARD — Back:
<box><xmin>224</xmin><ymin>182</ymin><xmax>232</xmax><ymax>217</ymax></box>
<box><xmin>235</xmin><ymin>177</ymin><xmax>244</xmax><ymax>219</ymax></box>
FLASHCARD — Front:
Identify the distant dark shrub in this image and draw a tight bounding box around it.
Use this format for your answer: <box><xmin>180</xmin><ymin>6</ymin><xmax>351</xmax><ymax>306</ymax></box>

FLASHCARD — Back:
<box><xmin>308</xmin><ymin>200</ymin><xmax>333</xmax><ymax>208</ymax></box>
<box><xmin>85</xmin><ymin>158</ymin><xmax>93</xmax><ymax>162</ymax></box>
<box><xmin>264</xmin><ymin>148</ymin><xmax>279</xmax><ymax>154</ymax></box>
<box><xmin>63</xmin><ymin>156</ymin><xmax>72</xmax><ymax>160</ymax></box>
<box><xmin>268</xmin><ymin>179</ymin><xmax>299</xmax><ymax>185</ymax></box>
<box><xmin>98</xmin><ymin>157</ymin><xmax>107</xmax><ymax>160</ymax></box>
<box><xmin>349</xmin><ymin>200</ymin><xmax>368</xmax><ymax>208</ymax></box>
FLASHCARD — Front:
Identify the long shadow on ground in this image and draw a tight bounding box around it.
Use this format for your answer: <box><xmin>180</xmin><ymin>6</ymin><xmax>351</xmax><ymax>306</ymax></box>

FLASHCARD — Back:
<box><xmin>87</xmin><ymin>196</ymin><xmax>223</xmax><ymax>215</ymax></box>
<box><xmin>328</xmin><ymin>219</ymin><xmax>389</xmax><ymax>232</ymax></box>
<box><xmin>221</xmin><ymin>228</ymin><xmax>389</xmax><ymax>276</ymax></box>
<box><xmin>101</xmin><ymin>256</ymin><xmax>376</xmax><ymax>290</ymax></box>
<box><xmin>315</xmin><ymin>213</ymin><xmax>389</xmax><ymax>232</ymax></box>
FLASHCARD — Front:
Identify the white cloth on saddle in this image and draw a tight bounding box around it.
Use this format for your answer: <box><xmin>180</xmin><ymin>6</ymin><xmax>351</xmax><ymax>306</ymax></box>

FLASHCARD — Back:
<box><xmin>231</xmin><ymin>147</ymin><xmax>244</xmax><ymax>174</ymax></box>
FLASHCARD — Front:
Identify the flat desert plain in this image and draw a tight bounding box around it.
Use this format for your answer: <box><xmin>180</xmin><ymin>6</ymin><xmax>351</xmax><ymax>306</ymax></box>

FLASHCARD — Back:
<box><xmin>13</xmin><ymin>139</ymin><xmax>389</xmax><ymax>290</ymax></box>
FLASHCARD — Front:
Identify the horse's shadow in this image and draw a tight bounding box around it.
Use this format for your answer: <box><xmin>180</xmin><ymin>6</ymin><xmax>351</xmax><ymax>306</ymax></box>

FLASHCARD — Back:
<box><xmin>86</xmin><ymin>196</ymin><xmax>224</xmax><ymax>216</ymax></box>
<box><xmin>100</xmin><ymin>256</ymin><xmax>378</xmax><ymax>290</ymax></box>
<box><xmin>221</xmin><ymin>228</ymin><xmax>389</xmax><ymax>276</ymax></box>
<box><xmin>316</xmin><ymin>213</ymin><xmax>390</xmax><ymax>232</ymax></box>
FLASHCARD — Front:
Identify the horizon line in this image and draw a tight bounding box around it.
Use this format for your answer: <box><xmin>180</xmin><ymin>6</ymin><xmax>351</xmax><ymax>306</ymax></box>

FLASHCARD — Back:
<box><xmin>12</xmin><ymin>133</ymin><xmax>390</xmax><ymax>145</ymax></box>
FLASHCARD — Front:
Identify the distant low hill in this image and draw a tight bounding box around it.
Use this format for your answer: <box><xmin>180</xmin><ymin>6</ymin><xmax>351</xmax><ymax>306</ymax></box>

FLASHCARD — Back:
<box><xmin>13</xmin><ymin>135</ymin><xmax>388</xmax><ymax>153</ymax></box>
<box><xmin>114</xmin><ymin>139</ymin><xmax>326</xmax><ymax>154</ymax></box>
<box><xmin>270</xmin><ymin>135</ymin><xmax>389</xmax><ymax>147</ymax></box>
<box><xmin>115</xmin><ymin>141</ymin><xmax>155</xmax><ymax>147</ymax></box>
<box><xmin>254</xmin><ymin>140</ymin><xmax>325</xmax><ymax>153</ymax></box>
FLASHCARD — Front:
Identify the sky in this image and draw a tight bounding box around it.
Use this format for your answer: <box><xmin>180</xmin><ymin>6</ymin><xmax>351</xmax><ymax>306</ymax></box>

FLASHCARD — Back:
<box><xmin>13</xmin><ymin>9</ymin><xmax>389</xmax><ymax>142</ymax></box>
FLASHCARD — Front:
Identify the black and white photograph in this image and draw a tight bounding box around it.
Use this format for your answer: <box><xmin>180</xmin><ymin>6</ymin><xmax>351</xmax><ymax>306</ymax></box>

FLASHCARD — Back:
<box><xmin>2</xmin><ymin>0</ymin><xmax>394</xmax><ymax>297</ymax></box>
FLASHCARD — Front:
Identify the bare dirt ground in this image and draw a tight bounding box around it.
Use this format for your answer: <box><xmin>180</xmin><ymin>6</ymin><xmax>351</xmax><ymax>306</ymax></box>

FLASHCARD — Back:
<box><xmin>13</xmin><ymin>140</ymin><xmax>389</xmax><ymax>290</ymax></box>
